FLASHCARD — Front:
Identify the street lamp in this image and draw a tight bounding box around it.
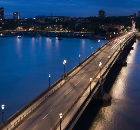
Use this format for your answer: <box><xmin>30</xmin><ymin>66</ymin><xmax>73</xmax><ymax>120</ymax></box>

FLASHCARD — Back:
<box><xmin>1</xmin><ymin>105</ymin><xmax>5</xmax><ymax>123</ymax></box>
<box><xmin>59</xmin><ymin>113</ymin><xmax>63</xmax><ymax>130</ymax></box>
<box><xmin>99</xmin><ymin>62</ymin><xmax>102</xmax><ymax>78</ymax></box>
<box><xmin>63</xmin><ymin>60</ymin><xmax>67</xmax><ymax>75</ymax></box>
<box><xmin>98</xmin><ymin>39</ymin><xmax>100</xmax><ymax>48</ymax></box>
<box><xmin>91</xmin><ymin>47</ymin><xmax>93</xmax><ymax>54</ymax></box>
<box><xmin>49</xmin><ymin>74</ymin><xmax>51</xmax><ymax>88</ymax></box>
<box><xmin>79</xmin><ymin>54</ymin><xmax>81</xmax><ymax>65</ymax></box>
<box><xmin>90</xmin><ymin>78</ymin><xmax>92</xmax><ymax>93</ymax></box>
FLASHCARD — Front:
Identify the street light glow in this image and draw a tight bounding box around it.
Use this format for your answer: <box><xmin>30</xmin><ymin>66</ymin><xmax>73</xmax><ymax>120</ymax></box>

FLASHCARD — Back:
<box><xmin>99</xmin><ymin>62</ymin><xmax>102</xmax><ymax>67</ymax></box>
<box><xmin>63</xmin><ymin>60</ymin><xmax>67</xmax><ymax>65</ymax></box>
<box><xmin>90</xmin><ymin>78</ymin><xmax>92</xmax><ymax>82</ymax></box>
<box><xmin>1</xmin><ymin>105</ymin><xmax>5</xmax><ymax>110</ymax></box>
<box><xmin>79</xmin><ymin>54</ymin><xmax>81</xmax><ymax>58</ymax></box>
<box><xmin>59</xmin><ymin>113</ymin><xmax>63</xmax><ymax>118</ymax></box>
<box><xmin>49</xmin><ymin>74</ymin><xmax>51</xmax><ymax>78</ymax></box>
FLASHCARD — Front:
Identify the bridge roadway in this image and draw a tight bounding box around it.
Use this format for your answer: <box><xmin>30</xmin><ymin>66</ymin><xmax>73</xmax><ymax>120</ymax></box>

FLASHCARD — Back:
<box><xmin>15</xmin><ymin>32</ymin><xmax>134</xmax><ymax>130</ymax></box>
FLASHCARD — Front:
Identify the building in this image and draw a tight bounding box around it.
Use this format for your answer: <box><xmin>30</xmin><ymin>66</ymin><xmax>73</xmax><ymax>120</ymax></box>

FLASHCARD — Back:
<box><xmin>13</xmin><ymin>12</ymin><xmax>19</xmax><ymax>20</ymax></box>
<box><xmin>130</xmin><ymin>13</ymin><xmax>136</xmax><ymax>18</ymax></box>
<box><xmin>138</xmin><ymin>11</ymin><xmax>140</xmax><ymax>17</ymax></box>
<box><xmin>98</xmin><ymin>10</ymin><xmax>106</xmax><ymax>18</ymax></box>
<box><xmin>0</xmin><ymin>7</ymin><xmax>4</xmax><ymax>23</ymax></box>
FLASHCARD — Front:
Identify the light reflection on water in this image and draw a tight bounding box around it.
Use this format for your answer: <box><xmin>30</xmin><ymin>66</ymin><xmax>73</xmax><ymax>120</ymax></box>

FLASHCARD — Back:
<box><xmin>0</xmin><ymin>37</ymin><xmax>107</xmax><ymax>122</ymax></box>
<box><xmin>89</xmin><ymin>40</ymin><xmax>140</xmax><ymax>130</ymax></box>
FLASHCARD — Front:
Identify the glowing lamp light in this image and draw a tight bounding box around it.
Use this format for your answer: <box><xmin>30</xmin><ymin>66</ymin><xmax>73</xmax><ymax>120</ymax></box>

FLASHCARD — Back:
<box><xmin>1</xmin><ymin>105</ymin><xmax>5</xmax><ymax>110</ymax></box>
<box><xmin>63</xmin><ymin>60</ymin><xmax>67</xmax><ymax>65</ymax></box>
<box><xmin>99</xmin><ymin>62</ymin><xmax>102</xmax><ymax>67</ymax></box>
<box><xmin>59</xmin><ymin>113</ymin><xmax>63</xmax><ymax>119</ymax></box>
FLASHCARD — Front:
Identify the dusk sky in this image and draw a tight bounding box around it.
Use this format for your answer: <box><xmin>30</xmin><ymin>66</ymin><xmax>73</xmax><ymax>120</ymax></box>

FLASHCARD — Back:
<box><xmin>1</xmin><ymin>0</ymin><xmax>140</xmax><ymax>18</ymax></box>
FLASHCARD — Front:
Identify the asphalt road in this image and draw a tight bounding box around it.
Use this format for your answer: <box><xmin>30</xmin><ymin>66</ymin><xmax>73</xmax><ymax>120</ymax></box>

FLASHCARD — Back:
<box><xmin>16</xmin><ymin>32</ymin><xmax>133</xmax><ymax>130</ymax></box>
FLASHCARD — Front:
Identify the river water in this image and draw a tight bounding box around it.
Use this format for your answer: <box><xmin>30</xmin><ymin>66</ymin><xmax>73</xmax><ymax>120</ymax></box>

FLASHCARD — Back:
<box><xmin>0</xmin><ymin>36</ymin><xmax>107</xmax><ymax>122</ymax></box>
<box><xmin>73</xmin><ymin>40</ymin><xmax>140</xmax><ymax>130</ymax></box>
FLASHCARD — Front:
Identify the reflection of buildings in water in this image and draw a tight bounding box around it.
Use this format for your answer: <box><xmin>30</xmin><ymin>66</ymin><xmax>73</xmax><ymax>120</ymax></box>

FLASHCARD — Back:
<box><xmin>81</xmin><ymin>39</ymin><xmax>85</xmax><ymax>48</ymax></box>
<box><xmin>16</xmin><ymin>37</ymin><xmax>23</xmax><ymax>59</ymax></box>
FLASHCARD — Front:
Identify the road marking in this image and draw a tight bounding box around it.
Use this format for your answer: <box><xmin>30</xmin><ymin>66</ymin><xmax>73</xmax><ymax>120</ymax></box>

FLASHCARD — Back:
<box><xmin>65</xmin><ymin>88</ymin><xmax>73</xmax><ymax>95</ymax></box>
<box><xmin>43</xmin><ymin>110</ymin><xmax>52</xmax><ymax>119</ymax></box>
<box><xmin>82</xmin><ymin>75</ymin><xmax>86</xmax><ymax>79</ymax></box>
<box><xmin>33</xmin><ymin>124</ymin><xmax>38</xmax><ymax>130</ymax></box>
<box><xmin>75</xmin><ymin>81</ymin><xmax>80</xmax><ymax>86</ymax></box>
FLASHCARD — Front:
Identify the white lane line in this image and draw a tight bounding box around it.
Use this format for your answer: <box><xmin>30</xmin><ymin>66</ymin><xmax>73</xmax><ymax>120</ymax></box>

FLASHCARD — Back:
<box><xmin>43</xmin><ymin>110</ymin><xmax>52</xmax><ymax>119</ymax></box>
<box><xmin>82</xmin><ymin>75</ymin><xmax>86</xmax><ymax>79</ymax></box>
<box><xmin>65</xmin><ymin>88</ymin><xmax>73</xmax><ymax>95</ymax></box>
<box><xmin>75</xmin><ymin>81</ymin><xmax>80</xmax><ymax>86</ymax></box>
<box><xmin>33</xmin><ymin>124</ymin><xmax>38</xmax><ymax>130</ymax></box>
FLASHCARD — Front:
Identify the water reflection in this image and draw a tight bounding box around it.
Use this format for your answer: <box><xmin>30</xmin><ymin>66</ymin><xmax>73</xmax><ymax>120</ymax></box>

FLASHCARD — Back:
<box><xmin>89</xmin><ymin>41</ymin><xmax>140</xmax><ymax>130</ymax></box>
<box><xmin>15</xmin><ymin>37</ymin><xmax>23</xmax><ymax>59</ymax></box>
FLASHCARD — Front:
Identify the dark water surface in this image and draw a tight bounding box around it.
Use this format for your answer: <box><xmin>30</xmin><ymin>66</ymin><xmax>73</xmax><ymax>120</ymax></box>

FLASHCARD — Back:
<box><xmin>0</xmin><ymin>36</ymin><xmax>107</xmax><ymax>122</ymax></box>
<box><xmin>74</xmin><ymin>40</ymin><xmax>140</xmax><ymax>130</ymax></box>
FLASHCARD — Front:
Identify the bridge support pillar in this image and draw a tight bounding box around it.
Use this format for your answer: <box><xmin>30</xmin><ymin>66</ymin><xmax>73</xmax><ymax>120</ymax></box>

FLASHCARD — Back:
<box><xmin>96</xmin><ymin>77</ymin><xmax>112</xmax><ymax>102</ymax></box>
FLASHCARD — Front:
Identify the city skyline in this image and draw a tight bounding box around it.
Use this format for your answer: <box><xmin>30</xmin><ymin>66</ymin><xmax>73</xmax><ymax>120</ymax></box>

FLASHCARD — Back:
<box><xmin>1</xmin><ymin>0</ymin><xmax>140</xmax><ymax>18</ymax></box>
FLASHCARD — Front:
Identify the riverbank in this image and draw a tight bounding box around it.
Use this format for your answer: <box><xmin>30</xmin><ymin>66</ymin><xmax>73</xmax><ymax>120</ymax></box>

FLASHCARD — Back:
<box><xmin>0</xmin><ymin>31</ymin><xmax>121</xmax><ymax>39</ymax></box>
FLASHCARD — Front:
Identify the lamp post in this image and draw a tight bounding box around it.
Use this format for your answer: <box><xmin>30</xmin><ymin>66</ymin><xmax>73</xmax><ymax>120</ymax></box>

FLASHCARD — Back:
<box><xmin>59</xmin><ymin>113</ymin><xmax>63</xmax><ymax>130</ymax></box>
<box><xmin>91</xmin><ymin>47</ymin><xmax>93</xmax><ymax>54</ymax></box>
<box><xmin>63</xmin><ymin>60</ymin><xmax>67</xmax><ymax>75</ymax></box>
<box><xmin>1</xmin><ymin>105</ymin><xmax>4</xmax><ymax>123</ymax></box>
<box><xmin>99</xmin><ymin>62</ymin><xmax>102</xmax><ymax>78</ymax></box>
<box><xmin>79</xmin><ymin>54</ymin><xmax>81</xmax><ymax>65</ymax></box>
<box><xmin>98</xmin><ymin>39</ymin><xmax>100</xmax><ymax>48</ymax></box>
<box><xmin>90</xmin><ymin>78</ymin><xmax>92</xmax><ymax>93</ymax></box>
<box><xmin>49</xmin><ymin>74</ymin><xmax>51</xmax><ymax>88</ymax></box>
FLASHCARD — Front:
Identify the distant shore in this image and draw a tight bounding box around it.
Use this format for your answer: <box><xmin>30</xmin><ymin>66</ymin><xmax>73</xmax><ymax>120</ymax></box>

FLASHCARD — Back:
<box><xmin>0</xmin><ymin>31</ymin><xmax>121</xmax><ymax>39</ymax></box>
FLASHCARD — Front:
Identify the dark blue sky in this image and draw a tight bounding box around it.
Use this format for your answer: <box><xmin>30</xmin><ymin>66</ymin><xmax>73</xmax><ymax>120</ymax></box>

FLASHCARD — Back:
<box><xmin>1</xmin><ymin>0</ymin><xmax>140</xmax><ymax>18</ymax></box>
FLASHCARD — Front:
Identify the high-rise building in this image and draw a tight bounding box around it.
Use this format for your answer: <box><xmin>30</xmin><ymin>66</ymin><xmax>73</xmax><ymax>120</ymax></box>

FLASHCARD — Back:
<box><xmin>13</xmin><ymin>12</ymin><xmax>19</xmax><ymax>20</ymax></box>
<box><xmin>138</xmin><ymin>11</ymin><xmax>140</xmax><ymax>17</ymax></box>
<box><xmin>0</xmin><ymin>7</ymin><xmax>4</xmax><ymax>23</ymax></box>
<box><xmin>98</xmin><ymin>10</ymin><xmax>106</xmax><ymax>18</ymax></box>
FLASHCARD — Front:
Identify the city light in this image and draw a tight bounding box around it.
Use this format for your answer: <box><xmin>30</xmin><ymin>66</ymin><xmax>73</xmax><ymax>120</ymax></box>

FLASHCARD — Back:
<box><xmin>1</xmin><ymin>105</ymin><xmax>4</xmax><ymax>110</ymax></box>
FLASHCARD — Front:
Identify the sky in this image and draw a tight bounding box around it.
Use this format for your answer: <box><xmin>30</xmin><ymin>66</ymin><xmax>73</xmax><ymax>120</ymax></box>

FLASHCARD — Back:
<box><xmin>1</xmin><ymin>0</ymin><xmax>140</xmax><ymax>18</ymax></box>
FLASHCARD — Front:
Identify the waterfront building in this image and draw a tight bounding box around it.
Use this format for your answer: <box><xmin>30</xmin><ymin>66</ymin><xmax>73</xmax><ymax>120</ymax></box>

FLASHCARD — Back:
<box><xmin>0</xmin><ymin>7</ymin><xmax>4</xmax><ymax>23</ymax></box>
<box><xmin>13</xmin><ymin>12</ymin><xmax>19</xmax><ymax>20</ymax></box>
<box><xmin>98</xmin><ymin>10</ymin><xmax>106</xmax><ymax>18</ymax></box>
<box><xmin>138</xmin><ymin>11</ymin><xmax>140</xmax><ymax>17</ymax></box>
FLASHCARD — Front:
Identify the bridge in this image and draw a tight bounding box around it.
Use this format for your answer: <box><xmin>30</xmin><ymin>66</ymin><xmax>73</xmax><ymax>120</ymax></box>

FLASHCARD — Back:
<box><xmin>0</xmin><ymin>32</ymin><xmax>136</xmax><ymax>130</ymax></box>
